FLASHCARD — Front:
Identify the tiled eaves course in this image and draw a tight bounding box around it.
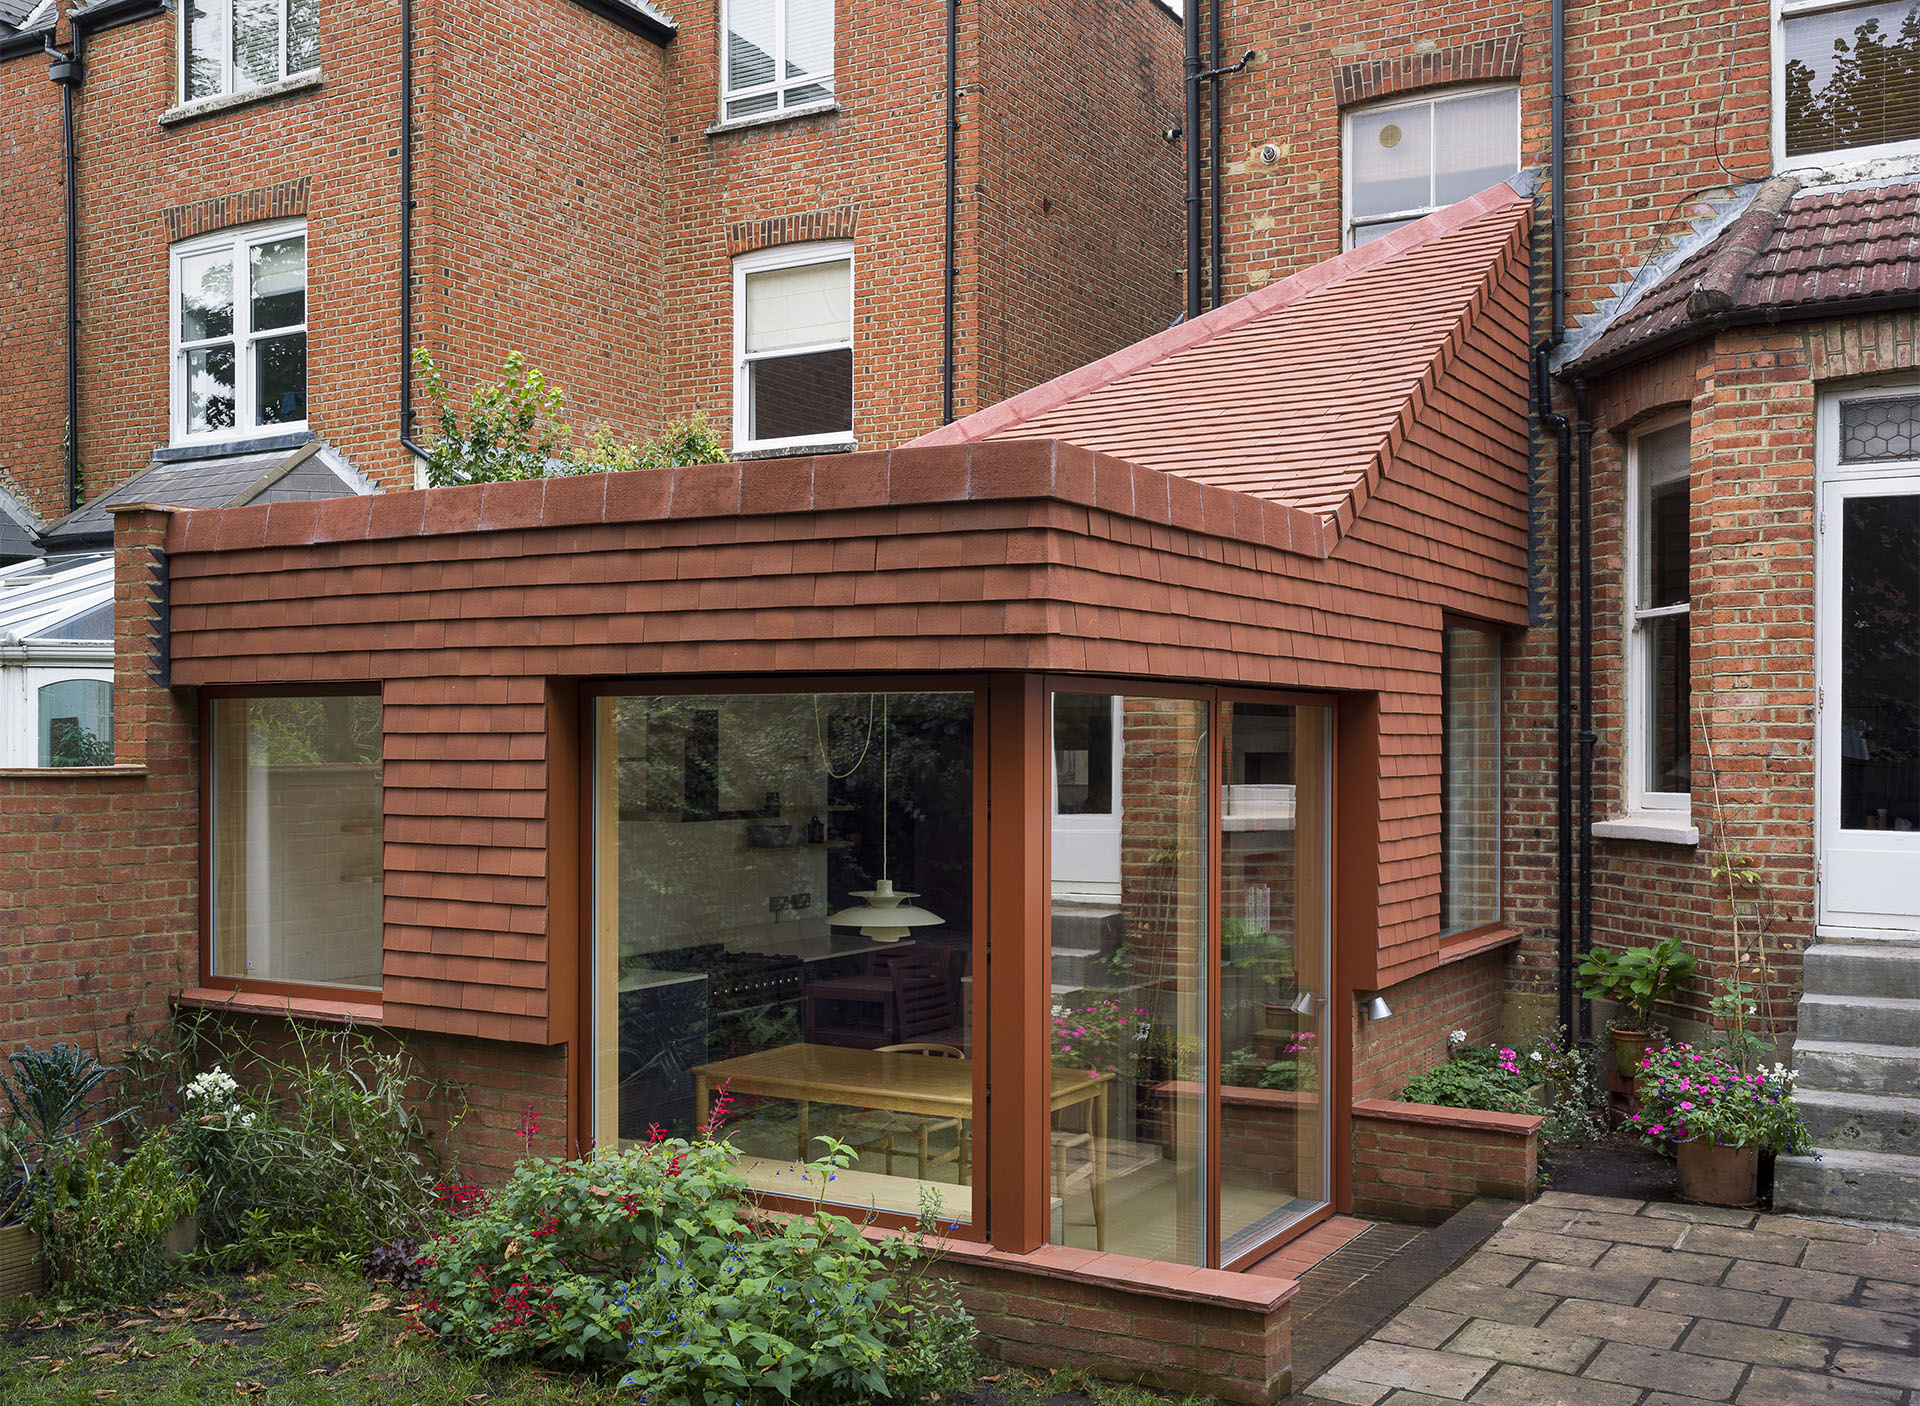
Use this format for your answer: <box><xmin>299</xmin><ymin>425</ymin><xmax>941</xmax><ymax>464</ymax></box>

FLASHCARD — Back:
<box><xmin>166</xmin><ymin>441</ymin><xmax>1334</xmax><ymax>562</ymax></box>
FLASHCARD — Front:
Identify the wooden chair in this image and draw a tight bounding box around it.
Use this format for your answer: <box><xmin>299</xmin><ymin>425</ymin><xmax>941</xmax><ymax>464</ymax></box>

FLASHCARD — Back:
<box><xmin>843</xmin><ymin>1042</ymin><xmax>971</xmax><ymax>1183</ymax></box>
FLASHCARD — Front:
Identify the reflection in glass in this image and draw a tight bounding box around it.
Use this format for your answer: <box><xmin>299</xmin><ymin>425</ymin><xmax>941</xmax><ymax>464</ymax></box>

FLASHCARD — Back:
<box><xmin>36</xmin><ymin>679</ymin><xmax>112</xmax><ymax>767</ymax></box>
<box><xmin>180</xmin><ymin>252</ymin><xmax>234</xmax><ymax>341</ymax></box>
<box><xmin>289</xmin><ymin>0</ymin><xmax>320</xmax><ymax>72</ymax></box>
<box><xmin>232</xmin><ymin>0</ymin><xmax>280</xmax><ymax>90</ymax></box>
<box><xmin>1782</xmin><ymin>1</ymin><xmax>1920</xmax><ymax>158</ymax></box>
<box><xmin>209</xmin><ymin>696</ymin><xmax>383</xmax><ymax>989</ymax></box>
<box><xmin>187</xmin><ymin>346</ymin><xmax>237</xmax><ymax>434</ymax></box>
<box><xmin>1442</xmin><ymin>629</ymin><xmax>1501</xmax><ymax>931</ymax></box>
<box><xmin>1050</xmin><ymin>694</ymin><xmax>1208</xmax><ymax>1264</ymax></box>
<box><xmin>749</xmin><ymin>350</ymin><xmax>852</xmax><ymax>441</ymax></box>
<box><xmin>1219</xmin><ymin>702</ymin><xmax>1331</xmax><ymax>1260</ymax></box>
<box><xmin>255</xmin><ymin>333</ymin><xmax>308</xmax><ymax>425</ymax></box>
<box><xmin>726</xmin><ymin>0</ymin><xmax>776</xmax><ymax>93</ymax></box>
<box><xmin>594</xmin><ymin>691</ymin><xmax>976</xmax><ymax>1224</ymax></box>
<box><xmin>250</xmin><ymin>237</ymin><xmax>307</xmax><ymax>329</ymax></box>
<box><xmin>1840</xmin><ymin>495</ymin><xmax>1920</xmax><ymax>831</ymax></box>
<box><xmin>186</xmin><ymin>0</ymin><xmax>227</xmax><ymax>100</ymax></box>
<box><xmin>1645</xmin><ymin>614</ymin><xmax>1690</xmax><ymax>796</ymax></box>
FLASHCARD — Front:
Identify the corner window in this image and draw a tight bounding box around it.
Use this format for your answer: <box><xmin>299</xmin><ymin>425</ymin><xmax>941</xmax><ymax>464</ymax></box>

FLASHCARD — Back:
<box><xmin>171</xmin><ymin>222</ymin><xmax>308</xmax><ymax>445</ymax></box>
<box><xmin>1627</xmin><ymin>419</ymin><xmax>1693</xmax><ymax>814</ymax></box>
<box><xmin>1343</xmin><ymin>86</ymin><xmax>1521</xmax><ymax>248</ymax></box>
<box><xmin>1777</xmin><ymin>0</ymin><xmax>1920</xmax><ymax>167</ymax></box>
<box><xmin>183</xmin><ymin>0</ymin><xmax>320</xmax><ymax>103</ymax></box>
<box><xmin>732</xmin><ymin>242</ymin><xmax>853</xmax><ymax>452</ymax></box>
<box><xmin>208</xmin><ymin>694</ymin><xmax>382</xmax><ymax>993</ymax></box>
<box><xmin>1441</xmin><ymin>624</ymin><xmax>1501</xmax><ymax>932</ymax></box>
<box><xmin>722</xmin><ymin>0</ymin><xmax>833</xmax><ymax>120</ymax></box>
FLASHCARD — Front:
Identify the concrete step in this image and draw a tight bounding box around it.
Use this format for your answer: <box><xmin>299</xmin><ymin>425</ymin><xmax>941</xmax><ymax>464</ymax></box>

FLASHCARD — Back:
<box><xmin>1796</xmin><ymin>1088</ymin><xmax>1920</xmax><ymax>1155</ymax></box>
<box><xmin>1050</xmin><ymin>905</ymin><xmax>1123</xmax><ymax>956</ymax></box>
<box><xmin>1794</xmin><ymin>1039</ymin><xmax>1920</xmax><ymax>1095</ymax></box>
<box><xmin>1796</xmin><ymin>992</ymin><xmax>1920</xmax><ymax>1046</ymax></box>
<box><xmin>1773</xmin><ymin>1147</ymin><xmax>1920</xmax><ymax>1228</ymax></box>
<box><xmin>1051</xmin><ymin>945</ymin><xmax>1106</xmax><ymax>987</ymax></box>
<box><xmin>1802</xmin><ymin>942</ymin><xmax>1920</xmax><ymax>1000</ymax></box>
<box><xmin>1815</xmin><ymin>928</ymin><xmax>1920</xmax><ymax>946</ymax></box>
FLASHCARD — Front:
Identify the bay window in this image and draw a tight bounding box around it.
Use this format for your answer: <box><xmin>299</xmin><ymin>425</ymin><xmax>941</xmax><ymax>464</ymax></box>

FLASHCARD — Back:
<box><xmin>1626</xmin><ymin>419</ymin><xmax>1693</xmax><ymax>818</ymax></box>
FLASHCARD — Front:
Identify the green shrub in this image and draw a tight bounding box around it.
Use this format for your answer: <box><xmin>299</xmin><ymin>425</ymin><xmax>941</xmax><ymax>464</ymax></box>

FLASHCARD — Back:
<box><xmin>31</xmin><ymin>1129</ymin><xmax>199</xmax><ymax>1304</ymax></box>
<box><xmin>1402</xmin><ymin>1047</ymin><xmax>1542</xmax><ymax>1117</ymax></box>
<box><xmin>168</xmin><ymin>1019</ymin><xmax>465</xmax><ymax>1267</ymax></box>
<box><xmin>415</xmin><ymin>1130</ymin><xmax>976</xmax><ymax>1404</ymax></box>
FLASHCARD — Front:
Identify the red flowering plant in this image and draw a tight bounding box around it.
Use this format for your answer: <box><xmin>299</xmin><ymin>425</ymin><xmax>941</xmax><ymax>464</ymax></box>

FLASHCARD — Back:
<box><xmin>411</xmin><ymin>1079</ymin><xmax>977</xmax><ymax>1403</ymax></box>
<box><xmin>1628</xmin><ymin>1043</ymin><xmax>1815</xmax><ymax>1155</ymax></box>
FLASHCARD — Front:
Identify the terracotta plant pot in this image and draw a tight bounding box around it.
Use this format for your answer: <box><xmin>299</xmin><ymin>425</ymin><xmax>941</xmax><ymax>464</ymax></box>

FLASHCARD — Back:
<box><xmin>1675</xmin><ymin>1138</ymin><xmax>1759</xmax><ymax>1207</ymax></box>
<box><xmin>0</xmin><ymin>1221</ymin><xmax>44</xmax><ymax>1299</ymax></box>
<box><xmin>1609</xmin><ymin>1027</ymin><xmax>1658</xmax><ymax>1080</ymax></box>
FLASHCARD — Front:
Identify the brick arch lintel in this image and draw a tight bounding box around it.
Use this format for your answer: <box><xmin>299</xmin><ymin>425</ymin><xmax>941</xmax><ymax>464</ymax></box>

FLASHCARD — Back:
<box><xmin>1333</xmin><ymin>36</ymin><xmax>1525</xmax><ymax>110</ymax></box>
<box><xmin>726</xmin><ymin>204</ymin><xmax>860</xmax><ymax>258</ymax></box>
<box><xmin>162</xmin><ymin>177</ymin><xmax>312</xmax><ymax>244</ymax></box>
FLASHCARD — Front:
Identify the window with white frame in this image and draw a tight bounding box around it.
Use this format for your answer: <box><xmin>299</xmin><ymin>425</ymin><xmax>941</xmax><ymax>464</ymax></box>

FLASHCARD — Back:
<box><xmin>1343</xmin><ymin>86</ymin><xmax>1522</xmax><ymax>248</ymax></box>
<box><xmin>183</xmin><ymin>0</ymin><xmax>320</xmax><ymax>104</ymax></box>
<box><xmin>1776</xmin><ymin>0</ymin><xmax>1920</xmax><ymax>167</ymax></box>
<box><xmin>721</xmin><ymin>0</ymin><xmax>833</xmax><ymax>121</ymax></box>
<box><xmin>732</xmin><ymin>242</ymin><xmax>853</xmax><ymax>451</ymax></box>
<box><xmin>172</xmin><ymin>222</ymin><xmax>308</xmax><ymax>445</ymax></box>
<box><xmin>1626</xmin><ymin>418</ymin><xmax>1693</xmax><ymax>815</ymax></box>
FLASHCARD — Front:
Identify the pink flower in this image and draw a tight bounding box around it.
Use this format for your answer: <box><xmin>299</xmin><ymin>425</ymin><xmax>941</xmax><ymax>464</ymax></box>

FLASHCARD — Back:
<box><xmin>1679</xmin><ymin>1101</ymin><xmax>1694</xmax><ymax>1111</ymax></box>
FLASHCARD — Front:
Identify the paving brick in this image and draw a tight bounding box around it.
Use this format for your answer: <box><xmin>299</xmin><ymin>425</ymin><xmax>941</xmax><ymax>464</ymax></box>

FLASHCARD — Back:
<box><xmin>1723</xmin><ymin>1260</ymin><xmax>1861</xmax><ymax>1303</ymax></box>
<box><xmin>1533</xmin><ymin>1191</ymin><xmax>1649</xmax><ymax>1216</ymax></box>
<box><xmin>1512</xmin><ymin>1259</ymin><xmax>1656</xmax><ymax>1306</ymax></box>
<box><xmin>1777</xmin><ymin>1298</ymin><xmax>1920</xmax><ymax>1349</ymax></box>
<box><xmin>1799</xmin><ymin>1236</ymin><xmax>1920</xmax><ymax>1285</ymax></box>
<box><xmin>1465</xmin><ymin>1362</ymin><xmax>1642</xmax><ymax>1406</ymax></box>
<box><xmin>1678</xmin><ymin>1317</ymin><xmax>1829</xmax><ymax>1371</ymax></box>
<box><xmin>1558</xmin><ymin>1211</ymin><xmax>1694</xmax><ymax>1248</ymax></box>
<box><xmin>1593</xmin><ymin>1242</ymin><xmax>1734</xmax><ymax>1286</ymax></box>
<box><xmin>1829</xmin><ymin>1344</ymin><xmax>1920</xmax><ymax>1390</ymax></box>
<box><xmin>1321</xmin><ymin>1341</ymin><xmax>1493</xmax><ymax>1399</ymax></box>
<box><xmin>1732</xmin><ymin>1365</ymin><xmax>1907</xmax><ymax>1404</ymax></box>
<box><xmin>1586</xmin><ymin>1340</ymin><xmax>1746</xmax><ymax>1399</ymax></box>
<box><xmin>1481</xmin><ymin>1229</ymin><xmax>1611</xmax><ymax>1267</ymax></box>
<box><xmin>1443</xmin><ymin>1317</ymin><xmax>1602</xmax><ymax>1372</ymax></box>
<box><xmin>1642</xmin><ymin>1279</ymin><xmax>1784</xmax><ymax>1328</ymax></box>
<box><xmin>1859</xmin><ymin>1278</ymin><xmax>1920</xmax><ymax>1314</ymax></box>
<box><xmin>1304</xmin><ymin>1375</ymin><xmax>1392</xmax><ymax>1405</ymax></box>
<box><xmin>1444</xmin><ymin>1252</ymin><xmax>1532</xmax><ymax>1288</ymax></box>
<box><xmin>1676</xmin><ymin>1224</ymin><xmax>1810</xmax><ymax>1265</ymax></box>
<box><xmin>1641</xmin><ymin>1203</ymin><xmax>1762</xmax><ymax>1229</ymax></box>
<box><xmin>1374</xmin><ymin>1307</ymin><xmax>1467</xmax><ymax>1350</ymax></box>
<box><xmin>1411</xmin><ymin>1278</ymin><xmax>1554</xmax><ymax>1326</ymax></box>
<box><xmin>1538</xmin><ymin>1295</ymin><xmax>1689</xmax><ymax>1349</ymax></box>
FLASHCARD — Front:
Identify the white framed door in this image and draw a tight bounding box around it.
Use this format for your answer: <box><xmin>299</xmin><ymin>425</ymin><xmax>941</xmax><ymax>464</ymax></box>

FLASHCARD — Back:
<box><xmin>1050</xmin><ymin>693</ymin><xmax>1124</xmax><ymax>905</ymax></box>
<box><xmin>1816</xmin><ymin>383</ymin><xmax>1920</xmax><ymax>932</ymax></box>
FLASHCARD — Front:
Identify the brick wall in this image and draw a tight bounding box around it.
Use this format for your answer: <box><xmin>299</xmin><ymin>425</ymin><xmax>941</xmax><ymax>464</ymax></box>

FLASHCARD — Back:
<box><xmin>1351</xmin><ymin>1099</ymin><xmax>1540</xmax><ymax>1221</ymax></box>
<box><xmin>1353</xmin><ymin>945</ymin><xmax>1512</xmax><ymax>1100</ymax></box>
<box><xmin>0</xmin><ymin>51</ymin><xmax>68</xmax><ymax>515</ymax></box>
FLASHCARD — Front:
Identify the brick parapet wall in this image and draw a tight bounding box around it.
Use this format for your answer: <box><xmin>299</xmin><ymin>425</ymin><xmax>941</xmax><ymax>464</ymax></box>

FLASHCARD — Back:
<box><xmin>1351</xmin><ymin>1099</ymin><xmax>1540</xmax><ymax>1221</ymax></box>
<box><xmin>1353</xmin><ymin>944</ymin><xmax>1513</xmax><ymax>1100</ymax></box>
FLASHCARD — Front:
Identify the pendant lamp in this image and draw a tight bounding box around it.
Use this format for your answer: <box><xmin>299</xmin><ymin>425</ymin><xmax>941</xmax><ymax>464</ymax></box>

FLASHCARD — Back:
<box><xmin>829</xmin><ymin>693</ymin><xmax>944</xmax><ymax>942</ymax></box>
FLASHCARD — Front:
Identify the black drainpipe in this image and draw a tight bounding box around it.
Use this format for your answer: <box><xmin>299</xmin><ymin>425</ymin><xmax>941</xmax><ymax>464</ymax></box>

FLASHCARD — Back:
<box><xmin>48</xmin><ymin>34</ymin><xmax>84</xmax><ymax>513</ymax></box>
<box><xmin>941</xmin><ymin>0</ymin><xmax>958</xmax><ymax>423</ymax></box>
<box><xmin>398</xmin><ymin>0</ymin><xmax>430</xmax><ymax>462</ymax></box>
<box><xmin>1575</xmin><ymin>379</ymin><xmax>1596</xmax><ymax>1047</ymax></box>
<box><xmin>1182</xmin><ymin>1</ymin><xmax>1202</xmax><ymax>319</ymax></box>
<box><xmin>1207</xmin><ymin>0</ymin><xmax>1222</xmax><ymax>309</ymax></box>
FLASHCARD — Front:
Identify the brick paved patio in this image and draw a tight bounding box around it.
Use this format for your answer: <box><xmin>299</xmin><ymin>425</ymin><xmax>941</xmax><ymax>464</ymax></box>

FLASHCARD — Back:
<box><xmin>1295</xmin><ymin>1190</ymin><xmax>1920</xmax><ymax>1405</ymax></box>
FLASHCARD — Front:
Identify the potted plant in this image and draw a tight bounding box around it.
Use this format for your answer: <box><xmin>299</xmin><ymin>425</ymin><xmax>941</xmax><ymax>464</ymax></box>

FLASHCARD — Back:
<box><xmin>1577</xmin><ymin>936</ymin><xmax>1698</xmax><ymax>1076</ymax></box>
<box><xmin>1628</xmin><ymin>1044</ymin><xmax>1814</xmax><ymax>1205</ymax></box>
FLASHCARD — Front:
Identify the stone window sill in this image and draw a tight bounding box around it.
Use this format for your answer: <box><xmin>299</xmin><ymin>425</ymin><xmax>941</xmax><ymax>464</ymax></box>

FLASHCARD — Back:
<box><xmin>1592</xmin><ymin>813</ymin><xmax>1699</xmax><ymax>846</ymax></box>
<box><xmin>732</xmin><ymin>437</ymin><xmax>856</xmax><ymax>460</ymax></box>
<box><xmin>705</xmin><ymin>100</ymin><xmax>839</xmax><ymax>137</ymax></box>
<box><xmin>160</xmin><ymin>71</ymin><xmax>323</xmax><ymax>128</ymax></box>
<box><xmin>0</xmin><ymin>764</ymin><xmax>148</xmax><ymax>780</ymax></box>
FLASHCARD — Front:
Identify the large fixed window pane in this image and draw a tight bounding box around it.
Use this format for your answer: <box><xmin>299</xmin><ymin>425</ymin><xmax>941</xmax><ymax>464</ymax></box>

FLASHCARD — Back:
<box><xmin>1219</xmin><ymin>702</ymin><xmax>1332</xmax><ymax>1260</ymax></box>
<box><xmin>1050</xmin><ymin>693</ymin><xmax>1208</xmax><ymax>1264</ymax></box>
<box><xmin>209</xmin><ymin>696</ymin><xmax>383</xmax><ymax>990</ymax></box>
<box><xmin>1839</xmin><ymin>494</ymin><xmax>1920</xmax><ymax>831</ymax></box>
<box><xmin>1781</xmin><ymin>1</ymin><xmax>1920</xmax><ymax>160</ymax></box>
<box><xmin>1442</xmin><ymin>627</ymin><xmax>1501</xmax><ymax>931</ymax></box>
<box><xmin>36</xmin><ymin>679</ymin><xmax>113</xmax><ymax>767</ymax></box>
<box><xmin>594</xmin><ymin>690</ymin><xmax>977</xmax><ymax>1225</ymax></box>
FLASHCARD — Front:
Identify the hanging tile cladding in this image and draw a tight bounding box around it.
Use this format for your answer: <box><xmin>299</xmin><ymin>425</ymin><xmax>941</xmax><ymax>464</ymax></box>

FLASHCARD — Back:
<box><xmin>163</xmin><ymin>428</ymin><xmax>1528</xmax><ymax>1035</ymax></box>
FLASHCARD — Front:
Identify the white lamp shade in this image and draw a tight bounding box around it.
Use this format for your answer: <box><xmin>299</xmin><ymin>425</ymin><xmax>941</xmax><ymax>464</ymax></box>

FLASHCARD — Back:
<box><xmin>828</xmin><ymin>878</ymin><xmax>944</xmax><ymax>943</ymax></box>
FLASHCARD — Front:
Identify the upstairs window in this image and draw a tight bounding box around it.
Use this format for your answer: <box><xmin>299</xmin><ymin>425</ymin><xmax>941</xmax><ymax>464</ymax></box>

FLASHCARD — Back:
<box><xmin>1778</xmin><ymin>0</ymin><xmax>1920</xmax><ymax>166</ymax></box>
<box><xmin>1627</xmin><ymin>418</ymin><xmax>1693</xmax><ymax>815</ymax></box>
<box><xmin>172</xmin><ymin>222</ymin><xmax>308</xmax><ymax>445</ymax></box>
<box><xmin>183</xmin><ymin>0</ymin><xmax>320</xmax><ymax>103</ymax></box>
<box><xmin>1343</xmin><ymin>87</ymin><xmax>1521</xmax><ymax>247</ymax></box>
<box><xmin>732</xmin><ymin>242</ymin><xmax>853</xmax><ymax>452</ymax></box>
<box><xmin>722</xmin><ymin>0</ymin><xmax>834</xmax><ymax>120</ymax></box>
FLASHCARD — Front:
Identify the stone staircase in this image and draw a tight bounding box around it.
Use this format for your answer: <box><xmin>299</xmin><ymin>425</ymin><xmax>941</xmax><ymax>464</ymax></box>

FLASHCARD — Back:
<box><xmin>1774</xmin><ymin>932</ymin><xmax>1920</xmax><ymax>1226</ymax></box>
<box><xmin>1050</xmin><ymin>903</ymin><xmax>1125</xmax><ymax>1003</ymax></box>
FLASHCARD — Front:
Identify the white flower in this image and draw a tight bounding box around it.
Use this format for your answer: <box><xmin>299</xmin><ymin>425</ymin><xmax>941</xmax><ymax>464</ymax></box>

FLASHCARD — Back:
<box><xmin>239</xmin><ymin>1112</ymin><xmax>257</xmax><ymax>1128</ymax></box>
<box><xmin>1448</xmin><ymin>1030</ymin><xmax>1467</xmax><ymax>1045</ymax></box>
<box><xmin>186</xmin><ymin>1067</ymin><xmax>240</xmax><ymax>1106</ymax></box>
<box><xmin>1529</xmin><ymin>1050</ymin><xmax>1543</xmax><ymax>1062</ymax></box>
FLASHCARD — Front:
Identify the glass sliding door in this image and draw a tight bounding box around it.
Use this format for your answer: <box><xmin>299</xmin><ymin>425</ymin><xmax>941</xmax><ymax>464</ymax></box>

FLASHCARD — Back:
<box><xmin>1049</xmin><ymin>692</ymin><xmax>1210</xmax><ymax>1264</ymax></box>
<box><xmin>591</xmin><ymin>688</ymin><xmax>979</xmax><ymax>1226</ymax></box>
<box><xmin>1218</xmin><ymin>701</ymin><xmax>1334</xmax><ymax>1260</ymax></box>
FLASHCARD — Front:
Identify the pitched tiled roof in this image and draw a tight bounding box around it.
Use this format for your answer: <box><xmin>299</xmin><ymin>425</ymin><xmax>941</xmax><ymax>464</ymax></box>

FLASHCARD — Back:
<box><xmin>41</xmin><ymin>439</ymin><xmax>375</xmax><ymax>548</ymax></box>
<box><xmin>910</xmin><ymin>181</ymin><xmax>1534</xmax><ymax>529</ymax></box>
<box><xmin>1570</xmin><ymin>178</ymin><xmax>1920</xmax><ymax>373</ymax></box>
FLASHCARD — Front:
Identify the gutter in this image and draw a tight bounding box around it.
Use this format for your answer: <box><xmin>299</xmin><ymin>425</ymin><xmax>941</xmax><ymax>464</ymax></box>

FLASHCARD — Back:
<box><xmin>1567</xmin><ymin>291</ymin><xmax>1919</xmax><ymax>382</ymax></box>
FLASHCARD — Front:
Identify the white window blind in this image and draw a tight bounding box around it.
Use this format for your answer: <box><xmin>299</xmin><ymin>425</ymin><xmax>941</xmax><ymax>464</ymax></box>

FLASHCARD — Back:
<box><xmin>744</xmin><ymin>259</ymin><xmax>851</xmax><ymax>353</ymax></box>
<box><xmin>723</xmin><ymin>0</ymin><xmax>834</xmax><ymax>120</ymax></box>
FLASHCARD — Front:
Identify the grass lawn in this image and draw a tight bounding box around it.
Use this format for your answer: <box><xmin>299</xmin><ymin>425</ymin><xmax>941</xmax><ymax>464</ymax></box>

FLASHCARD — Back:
<box><xmin>0</xmin><ymin>1266</ymin><xmax>1216</xmax><ymax>1406</ymax></box>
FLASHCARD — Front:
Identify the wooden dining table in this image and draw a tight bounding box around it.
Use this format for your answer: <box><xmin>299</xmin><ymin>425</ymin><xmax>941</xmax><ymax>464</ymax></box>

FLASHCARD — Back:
<box><xmin>692</xmin><ymin>1042</ymin><xmax>1112</xmax><ymax>1248</ymax></box>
